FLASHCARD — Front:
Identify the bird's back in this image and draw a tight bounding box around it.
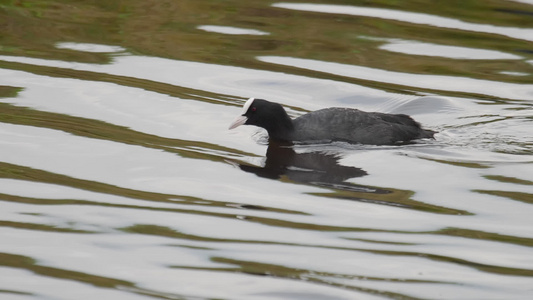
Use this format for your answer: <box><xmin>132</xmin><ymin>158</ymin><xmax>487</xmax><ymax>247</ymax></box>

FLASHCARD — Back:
<box><xmin>292</xmin><ymin>107</ymin><xmax>434</xmax><ymax>145</ymax></box>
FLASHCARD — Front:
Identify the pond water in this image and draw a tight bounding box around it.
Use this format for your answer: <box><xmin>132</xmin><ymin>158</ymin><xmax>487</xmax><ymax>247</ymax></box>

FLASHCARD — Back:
<box><xmin>1</xmin><ymin>1</ymin><xmax>532</xmax><ymax>299</ymax></box>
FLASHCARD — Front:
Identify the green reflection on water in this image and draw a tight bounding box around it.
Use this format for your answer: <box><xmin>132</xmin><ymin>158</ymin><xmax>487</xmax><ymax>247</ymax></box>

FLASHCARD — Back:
<box><xmin>1</xmin><ymin>0</ymin><xmax>531</xmax><ymax>89</ymax></box>
<box><xmin>475</xmin><ymin>189</ymin><xmax>533</xmax><ymax>204</ymax></box>
<box><xmin>484</xmin><ymin>174</ymin><xmax>533</xmax><ymax>186</ymax></box>
<box><xmin>435</xmin><ymin>227</ymin><xmax>533</xmax><ymax>247</ymax></box>
<box><xmin>0</xmin><ymin>252</ymin><xmax>192</xmax><ymax>299</ymax></box>
<box><xmin>0</xmin><ymin>86</ymin><xmax>23</xmax><ymax>98</ymax></box>
<box><xmin>0</xmin><ymin>219</ymin><xmax>94</xmax><ymax>233</ymax></box>
<box><xmin>0</xmin><ymin>161</ymin><xmax>304</xmax><ymax>217</ymax></box>
<box><xmin>172</xmin><ymin>256</ymin><xmax>435</xmax><ymax>300</ymax></box>
<box><xmin>311</xmin><ymin>188</ymin><xmax>471</xmax><ymax>215</ymax></box>
<box><xmin>0</xmin><ymin>101</ymin><xmax>252</xmax><ymax>161</ymax></box>
<box><xmin>126</xmin><ymin>224</ymin><xmax>533</xmax><ymax>279</ymax></box>
<box><xmin>0</xmin><ymin>252</ymin><xmax>134</xmax><ymax>288</ymax></box>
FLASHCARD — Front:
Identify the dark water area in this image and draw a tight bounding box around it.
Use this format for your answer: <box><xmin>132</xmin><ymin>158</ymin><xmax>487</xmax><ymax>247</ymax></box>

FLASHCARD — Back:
<box><xmin>1</xmin><ymin>0</ymin><xmax>532</xmax><ymax>299</ymax></box>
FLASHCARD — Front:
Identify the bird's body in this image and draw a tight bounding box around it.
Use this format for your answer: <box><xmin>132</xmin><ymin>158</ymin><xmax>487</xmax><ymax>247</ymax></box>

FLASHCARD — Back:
<box><xmin>229</xmin><ymin>98</ymin><xmax>435</xmax><ymax>145</ymax></box>
<box><xmin>292</xmin><ymin>107</ymin><xmax>434</xmax><ymax>145</ymax></box>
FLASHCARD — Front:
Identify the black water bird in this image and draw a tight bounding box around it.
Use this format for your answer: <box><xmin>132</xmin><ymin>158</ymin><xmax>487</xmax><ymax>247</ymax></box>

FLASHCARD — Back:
<box><xmin>229</xmin><ymin>98</ymin><xmax>435</xmax><ymax>145</ymax></box>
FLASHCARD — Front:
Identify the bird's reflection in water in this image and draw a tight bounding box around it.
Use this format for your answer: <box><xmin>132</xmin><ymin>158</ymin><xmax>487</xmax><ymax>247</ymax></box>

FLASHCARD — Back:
<box><xmin>238</xmin><ymin>141</ymin><xmax>389</xmax><ymax>194</ymax></box>
<box><xmin>233</xmin><ymin>141</ymin><xmax>469</xmax><ymax>214</ymax></box>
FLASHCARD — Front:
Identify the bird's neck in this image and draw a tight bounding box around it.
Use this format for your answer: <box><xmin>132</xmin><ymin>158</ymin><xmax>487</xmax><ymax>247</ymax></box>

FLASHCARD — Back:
<box><xmin>266</xmin><ymin>114</ymin><xmax>294</xmax><ymax>142</ymax></box>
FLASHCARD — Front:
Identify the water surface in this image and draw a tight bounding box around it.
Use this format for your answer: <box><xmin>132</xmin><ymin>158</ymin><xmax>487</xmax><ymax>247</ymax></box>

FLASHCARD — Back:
<box><xmin>1</xmin><ymin>1</ymin><xmax>532</xmax><ymax>299</ymax></box>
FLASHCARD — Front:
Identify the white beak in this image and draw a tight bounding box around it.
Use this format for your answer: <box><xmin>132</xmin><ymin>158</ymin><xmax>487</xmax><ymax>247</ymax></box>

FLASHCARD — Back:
<box><xmin>229</xmin><ymin>98</ymin><xmax>255</xmax><ymax>130</ymax></box>
<box><xmin>228</xmin><ymin>115</ymin><xmax>248</xmax><ymax>129</ymax></box>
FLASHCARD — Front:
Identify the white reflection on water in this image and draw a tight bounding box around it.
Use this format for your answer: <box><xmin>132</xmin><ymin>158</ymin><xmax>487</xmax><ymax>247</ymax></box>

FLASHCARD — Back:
<box><xmin>1</xmin><ymin>43</ymin><xmax>533</xmax><ymax>299</ymax></box>
<box><xmin>1</xmin><ymin>53</ymin><xmax>530</xmax><ymax>158</ymax></box>
<box><xmin>258</xmin><ymin>55</ymin><xmax>533</xmax><ymax>101</ymax></box>
<box><xmin>500</xmin><ymin>71</ymin><xmax>530</xmax><ymax>76</ymax></box>
<box><xmin>510</xmin><ymin>0</ymin><xmax>533</xmax><ymax>5</ymax></box>
<box><xmin>378</xmin><ymin>39</ymin><xmax>522</xmax><ymax>60</ymax></box>
<box><xmin>197</xmin><ymin>25</ymin><xmax>270</xmax><ymax>35</ymax></box>
<box><xmin>0</xmin><ymin>54</ymin><xmax>394</xmax><ymax>111</ymax></box>
<box><xmin>0</xmin><ymin>267</ymin><xmax>150</xmax><ymax>300</ymax></box>
<box><xmin>55</xmin><ymin>42</ymin><xmax>126</xmax><ymax>53</ymax></box>
<box><xmin>358</xmin><ymin>36</ymin><xmax>523</xmax><ymax>60</ymax></box>
<box><xmin>273</xmin><ymin>3</ymin><xmax>533</xmax><ymax>42</ymax></box>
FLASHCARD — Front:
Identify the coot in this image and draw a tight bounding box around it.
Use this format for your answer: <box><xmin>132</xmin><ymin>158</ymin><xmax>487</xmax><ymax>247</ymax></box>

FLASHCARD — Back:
<box><xmin>229</xmin><ymin>98</ymin><xmax>435</xmax><ymax>145</ymax></box>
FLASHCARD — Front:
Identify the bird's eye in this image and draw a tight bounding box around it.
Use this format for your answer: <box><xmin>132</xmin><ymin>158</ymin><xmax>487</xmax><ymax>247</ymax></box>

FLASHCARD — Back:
<box><xmin>251</xmin><ymin>107</ymin><xmax>257</xmax><ymax>112</ymax></box>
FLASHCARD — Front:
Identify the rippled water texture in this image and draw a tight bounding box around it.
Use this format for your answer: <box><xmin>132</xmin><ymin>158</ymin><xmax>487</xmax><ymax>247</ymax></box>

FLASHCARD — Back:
<box><xmin>1</xmin><ymin>1</ymin><xmax>532</xmax><ymax>299</ymax></box>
